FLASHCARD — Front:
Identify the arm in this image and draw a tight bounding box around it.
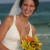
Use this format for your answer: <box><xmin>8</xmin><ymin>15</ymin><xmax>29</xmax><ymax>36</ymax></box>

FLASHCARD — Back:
<box><xmin>31</xmin><ymin>25</ymin><xmax>36</xmax><ymax>37</ymax></box>
<box><xmin>0</xmin><ymin>43</ymin><xmax>9</xmax><ymax>50</ymax></box>
<box><xmin>0</xmin><ymin>16</ymin><xmax>13</xmax><ymax>50</ymax></box>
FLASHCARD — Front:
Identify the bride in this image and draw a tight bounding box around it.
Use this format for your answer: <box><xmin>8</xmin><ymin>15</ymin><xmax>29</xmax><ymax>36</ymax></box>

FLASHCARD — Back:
<box><xmin>0</xmin><ymin>0</ymin><xmax>39</xmax><ymax>50</ymax></box>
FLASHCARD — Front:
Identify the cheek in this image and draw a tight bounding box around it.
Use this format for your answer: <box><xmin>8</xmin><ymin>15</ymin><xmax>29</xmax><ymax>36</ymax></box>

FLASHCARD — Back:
<box><xmin>31</xmin><ymin>7</ymin><xmax>35</xmax><ymax>11</ymax></box>
<box><xmin>21</xmin><ymin>6</ymin><xmax>26</xmax><ymax>12</ymax></box>
<box><xmin>23</xmin><ymin>6</ymin><xmax>27</xmax><ymax>11</ymax></box>
<box><xmin>31</xmin><ymin>8</ymin><xmax>35</xmax><ymax>14</ymax></box>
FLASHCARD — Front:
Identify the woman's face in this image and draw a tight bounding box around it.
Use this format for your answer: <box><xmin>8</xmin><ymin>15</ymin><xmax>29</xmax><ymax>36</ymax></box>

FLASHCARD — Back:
<box><xmin>21</xmin><ymin>0</ymin><xmax>35</xmax><ymax>17</ymax></box>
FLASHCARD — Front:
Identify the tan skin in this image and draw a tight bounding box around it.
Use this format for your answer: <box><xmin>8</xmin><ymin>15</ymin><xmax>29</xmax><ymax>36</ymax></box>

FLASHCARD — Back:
<box><xmin>0</xmin><ymin>0</ymin><xmax>36</xmax><ymax>50</ymax></box>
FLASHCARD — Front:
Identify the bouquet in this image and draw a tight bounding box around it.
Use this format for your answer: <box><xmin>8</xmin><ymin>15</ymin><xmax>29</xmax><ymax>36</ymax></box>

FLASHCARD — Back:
<box><xmin>20</xmin><ymin>35</ymin><xmax>42</xmax><ymax>50</ymax></box>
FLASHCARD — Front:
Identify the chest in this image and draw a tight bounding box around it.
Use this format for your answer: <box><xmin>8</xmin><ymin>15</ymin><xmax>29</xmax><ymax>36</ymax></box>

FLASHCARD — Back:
<box><xmin>16</xmin><ymin>23</ymin><xmax>30</xmax><ymax>37</ymax></box>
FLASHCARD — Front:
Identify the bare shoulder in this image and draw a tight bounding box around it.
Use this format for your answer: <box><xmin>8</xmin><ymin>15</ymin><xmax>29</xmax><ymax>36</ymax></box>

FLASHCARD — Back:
<box><xmin>0</xmin><ymin>15</ymin><xmax>14</xmax><ymax>32</ymax></box>
<box><xmin>31</xmin><ymin>24</ymin><xmax>36</xmax><ymax>36</ymax></box>
<box><xmin>4</xmin><ymin>15</ymin><xmax>13</xmax><ymax>22</ymax></box>
<box><xmin>31</xmin><ymin>24</ymin><xmax>36</xmax><ymax>31</ymax></box>
<box><xmin>1</xmin><ymin>15</ymin><xmax>14</xmax><ymax>27</ymax></box>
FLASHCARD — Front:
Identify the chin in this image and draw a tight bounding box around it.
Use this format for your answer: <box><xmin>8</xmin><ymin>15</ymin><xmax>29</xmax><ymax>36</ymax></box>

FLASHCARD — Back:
<box><xmin>24</xmin><ymin>13</ymin><xmax>31</xmax><ymax>17</ymax></box>
<box><xmin>24</xmin><ymin>15</ymin><xmax>30</xmax><ymax>17</ymax></box>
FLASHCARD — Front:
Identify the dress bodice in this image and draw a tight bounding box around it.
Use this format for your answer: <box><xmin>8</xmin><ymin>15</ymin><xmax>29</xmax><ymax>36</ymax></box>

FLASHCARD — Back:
<box><xmin>2</xmin><ymin>15</ymin><xmax>32</xmax><ymax>50</ymax></box>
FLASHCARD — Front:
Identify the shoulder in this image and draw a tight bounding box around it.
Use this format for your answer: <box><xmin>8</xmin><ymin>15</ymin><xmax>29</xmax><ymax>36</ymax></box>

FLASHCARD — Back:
<box><xmin>30</xmin><ymin>24</ymin><xmax>36</xmax><ymax>36</ymax></box>
<box><xmin>5</xmin><ymin>15</ymin><xmax>14</xmax><ymax>21</ymax></box>
<box><xmin>31</xmin><ymin>25</ymin><xmax>36</xmax><ymax>31</ymax></box>
<box><xmin>31</xmin><ymin>24</ymin><xmax>36</xmax><ymax>33</ymax></box>
<box><xmin>2</xmin><ymin>15</ymin><xmax>13</xmax><ymax>23</ymax></box>
<box><xmin>1</xmin><ymin>15</ymin><xmax>14</xmax><ymax>27</ymax></box>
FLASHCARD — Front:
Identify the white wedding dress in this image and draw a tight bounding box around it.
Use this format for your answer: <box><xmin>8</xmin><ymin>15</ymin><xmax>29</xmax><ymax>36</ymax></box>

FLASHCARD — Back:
<box><xmin>2</xmin><ymin>15</ymin><xmax>32</xmax><ymax>50</ymax></box>
<box><xmin>2</xmin><ymin>0</ymin><xmax>32</xmax><ymax>50</ymax></box>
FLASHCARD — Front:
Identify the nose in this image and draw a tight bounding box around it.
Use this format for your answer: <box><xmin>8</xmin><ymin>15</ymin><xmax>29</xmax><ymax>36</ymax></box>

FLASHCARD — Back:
<box><xmin>26</xmin><ymin>5</ymin><xmax>30</xmax><ymax>11</ymax></box>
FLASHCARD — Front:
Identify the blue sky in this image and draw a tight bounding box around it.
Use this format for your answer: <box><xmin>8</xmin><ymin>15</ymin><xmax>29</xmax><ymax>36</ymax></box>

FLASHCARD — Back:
<box><xmin>0</xmin><ymin>0</ymin><xmax>50</xmax><ymax>4</ymax></box>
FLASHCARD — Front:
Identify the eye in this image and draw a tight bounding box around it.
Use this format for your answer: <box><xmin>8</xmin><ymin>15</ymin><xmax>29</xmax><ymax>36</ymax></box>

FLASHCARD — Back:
<box><xmin>23</xmin><ymin>4</ymin><xmax>28</xmax><ymax>6</ymax></box>
<box><xmin>30</xmin><ymin>5</ymin><xmax>34</xmax><ymax>7</ymax></box>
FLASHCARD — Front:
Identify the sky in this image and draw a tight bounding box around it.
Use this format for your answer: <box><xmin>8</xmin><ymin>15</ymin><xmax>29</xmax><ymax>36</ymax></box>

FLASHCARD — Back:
<box><xmin>0</xmin><ymin>0</ymin><xmax>50</xmax><ymax>4</ymax></box>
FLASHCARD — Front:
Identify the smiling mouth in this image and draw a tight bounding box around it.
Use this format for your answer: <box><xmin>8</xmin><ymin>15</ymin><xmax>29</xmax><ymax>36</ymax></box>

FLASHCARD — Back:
<box><xmin>25</xmin><ymin>11</ymin><xmax>30</xmax><ymax>14</ymax></box>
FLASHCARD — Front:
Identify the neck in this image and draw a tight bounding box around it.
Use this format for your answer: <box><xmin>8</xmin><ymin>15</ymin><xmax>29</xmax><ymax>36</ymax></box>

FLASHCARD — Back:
<box><xmin>18</xmin><ymin>13</ymin><xmax>29</xmax><ymax>23</ymax></box>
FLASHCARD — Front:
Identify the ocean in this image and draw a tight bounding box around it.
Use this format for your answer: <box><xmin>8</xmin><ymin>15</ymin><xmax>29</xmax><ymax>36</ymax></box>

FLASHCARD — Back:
<box><xmin>0</xmin><ymin>2</ymin><xmax>50</xmax><ymax>50</ymax></box>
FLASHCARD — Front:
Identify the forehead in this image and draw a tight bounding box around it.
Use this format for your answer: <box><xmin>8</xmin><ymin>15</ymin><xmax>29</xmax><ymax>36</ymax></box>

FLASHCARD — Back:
<box><xmin>23</xmin><ymin>0</ymin><xmax>34</xmax><ymax>4</ymax></box>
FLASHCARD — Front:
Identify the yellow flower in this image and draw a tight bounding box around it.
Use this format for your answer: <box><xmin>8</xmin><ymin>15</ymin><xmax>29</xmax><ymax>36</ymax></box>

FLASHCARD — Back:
<box><xmin>20</xmin><ymin>35</ymin><xmax>42</xmax><ymax>50</ymax></box>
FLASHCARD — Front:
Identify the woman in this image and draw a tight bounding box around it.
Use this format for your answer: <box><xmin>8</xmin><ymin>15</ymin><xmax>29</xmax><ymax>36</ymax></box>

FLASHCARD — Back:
<box><xmin>0</xmin><ymin>0</ymin><xmax>39</xmax><ymax>50</ymax></box>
